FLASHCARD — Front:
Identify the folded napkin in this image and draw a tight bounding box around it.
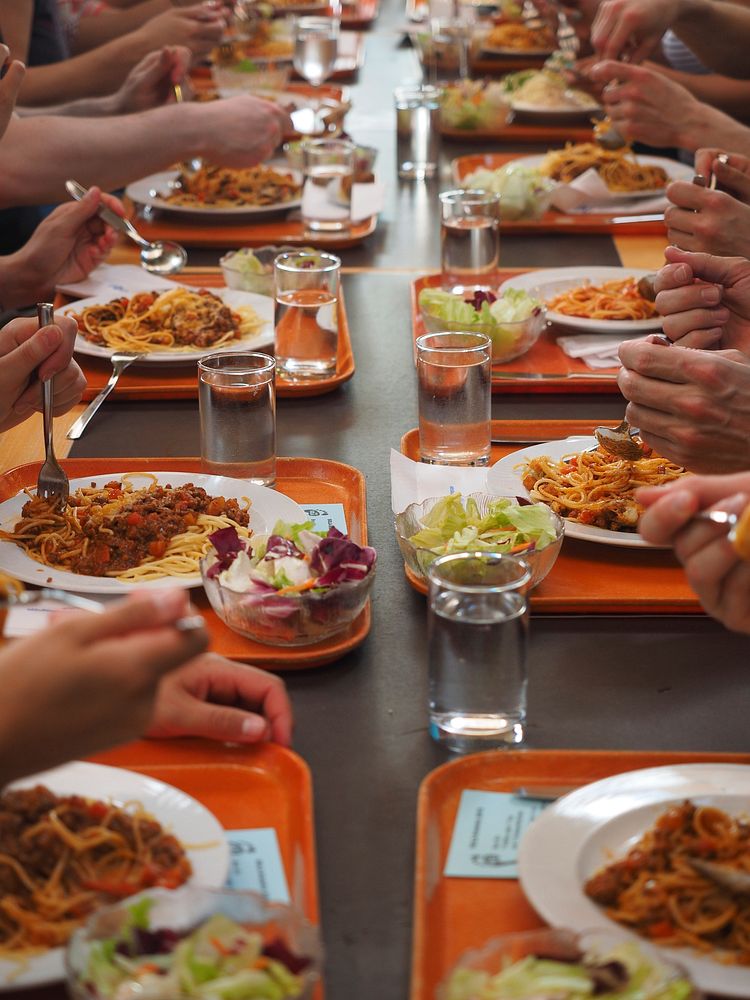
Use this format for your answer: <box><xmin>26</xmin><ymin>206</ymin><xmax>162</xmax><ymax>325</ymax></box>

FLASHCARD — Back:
<box><xmin>550</xmin><ymin>168</ymin><xmax>668</xmax><ymax>216</ymax></box>
<box><xmin>56</xmin><ymin>264</ymin><xmax>184</xmax><ymax>299</ymax></box>
<box><xmin>556</xmin><ymin>333</ymin><xmax>640</xmax><ymax>370</ymax></box>
<box><xmin>301</xmin><ymin>179</ymin><xmax>385</xmax><ymax>223</ymax></box>
<box><xmin>390</xmin><ymin>450</ymin><xmax>491</xmax><ymax>515</ymax></box>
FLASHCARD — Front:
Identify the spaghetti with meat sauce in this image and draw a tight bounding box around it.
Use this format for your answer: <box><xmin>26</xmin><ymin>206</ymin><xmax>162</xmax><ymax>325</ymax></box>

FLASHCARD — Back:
<box><xmin>0</xmin><ymin>785</ymin><xmax>191</xmax><ymax>954</ymax></box>
<box><xmin>0</xmin><ymin>476</ymin><xmax>251</xmax><ymax>581</ymax></box>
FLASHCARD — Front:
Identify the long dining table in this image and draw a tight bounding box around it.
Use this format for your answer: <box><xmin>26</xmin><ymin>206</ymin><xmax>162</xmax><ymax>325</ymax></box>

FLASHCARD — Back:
<box><xmin>3</xmin><ymin>4</ymin><xmax>750</xmax><ymax>999</ymax></box>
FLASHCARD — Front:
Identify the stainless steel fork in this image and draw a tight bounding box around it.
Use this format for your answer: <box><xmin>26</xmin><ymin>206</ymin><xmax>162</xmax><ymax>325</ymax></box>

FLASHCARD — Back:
<box><xmin>556</xmin><ymin>9</ymin><xmax>579</xmax><ymax>56</ymax></box>
<box><xmin>520</xmin><ymin>0</ymin><xmax>545</xmax><ymax>30</ymax></box>
<box><xmin>66</xmin><ymin>352</ymin><xmax>143</xmax><ymax>440</ymax></box>
<box><xmin>35</xmin><ymin>303</ymin><xmax>69</xmax><ymax>506</ymax></box>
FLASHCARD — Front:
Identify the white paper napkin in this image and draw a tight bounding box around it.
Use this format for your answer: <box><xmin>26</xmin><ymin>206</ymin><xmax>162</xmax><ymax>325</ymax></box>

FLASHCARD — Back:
<box><xmin>557</xmin><ymin>333</ymin><xmax>642</xmax><ymax>369</ymax></box>
<box><xmin>390</xmin><ymin>450</ymin><xmax>492</xmax><ymax>514</ymax></box>
<box><xmin>56</xmin><ymin>264</ymin><xmax>185</xmax><ymax>299</ymax></box>
<box><xmin>550</xmin><ymin>169</ymin><xmax>668</xmax><ymax>216</ymax></box>
<box><xmin>301</xmin><ymin>180</ymin><xmax>385</xmax><ymax>223</ymax></box>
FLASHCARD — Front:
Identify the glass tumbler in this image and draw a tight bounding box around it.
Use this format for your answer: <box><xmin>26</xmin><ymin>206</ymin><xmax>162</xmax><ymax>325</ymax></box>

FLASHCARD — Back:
<box><xmin>427</xmin><ymin>551</ymin><xmax>532</xmax><ymax>753</ymax></box>
<box><xmin>274</xmin><ymin>250</ymin><xmax>340</xmax><ymax>380</ymax></box>
<box><xmin>198</xmin><ymin>352</ymin><xmax>276</xmax><ymax>486</ymax></box>
<box><xmin>302</xmin><ymin>138</ymin><xmax>356</xmax><ymax>233</ymax></box>
<box><xmin>394</xmin><ymin>84</ymin><xmax>441</xmax><ymax>180</ymax></box>
<box><xmin>416</xmin><ymin>331</ymin><xmax>491</xmax><ymax>466</ymax></box>
<box><xmin>439</xmin><ymin>189</ymin><xmax>501</xmax><ymax>292</ymax></box>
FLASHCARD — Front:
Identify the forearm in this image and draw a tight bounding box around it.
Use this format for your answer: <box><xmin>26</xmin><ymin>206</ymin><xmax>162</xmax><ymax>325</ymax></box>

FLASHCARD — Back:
<box><xmin>672</xmin><ymin>0</ymin><xmax>750</xmax><ymax>77</ymax></box>
<box><xmin>16</xmin><ymin>94</ymin><xmax>116</xmax><ymax>117</ymax></box>
<box><xmin>0</xmin><ymin>105</ymin><xmax>204</xmax><ymax>206</ymax></box>
<box><xmin>676</xmin><ymin>99</ymin><xmax>750</xmax><ymax>154</ymax></box>
<box><xmin>0</xmin><ymin>252</ymin><xmax>50</xmax><ymax>310</ymax></box>
<box><xmin>657</xmin><ymin>65</ymin><xmax>750</xmax><ymax>123</ymax></box>
<box><xmin>71</xmin><ymin>0</ymin><xmax>170</xmax><ymax>54</ymax></box>
<box><xmin>0</xmin><ymin>1</ymin><xmax>32</xmax><ymax>61</ymax></box>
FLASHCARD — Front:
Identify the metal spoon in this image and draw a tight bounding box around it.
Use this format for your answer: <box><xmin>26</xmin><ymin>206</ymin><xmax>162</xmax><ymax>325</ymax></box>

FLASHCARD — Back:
<box><xmin>65</xmin><ymin>179</ymin><xmax>187</xmax><ymax>276</ymax></box>
<box><xmin>689</xmin><ymin>857</ymin><xmax>750</xmax><ymax>896</ymax></box>
<box><xmin>594</xmin><ymin>418</ymin><xmax>645</xmax><ymax>461</ymax></box>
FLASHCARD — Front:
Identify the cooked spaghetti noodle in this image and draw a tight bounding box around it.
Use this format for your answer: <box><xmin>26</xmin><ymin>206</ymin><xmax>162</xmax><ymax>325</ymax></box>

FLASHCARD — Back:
<box><xmin>0</xmin><ymin>785</ymin><xmax>191</xmax><ymax>954</ymax></box>
<box><xmin>546</xmin><ymin>278</ymin><xmax>658</xmax><ymax>321</ymax></box>
<box><xmin>165</xmin><ymin>164</ymin><xmax>300</xmax><ymax>209</ymax></box>
<box><xmin>520</xmin><ymin>446</ymin><xmax>685</xmax><ymax>531</ymax></box>
<box><xmin>584</xmin><ymin>800</ymin><xmax>750</xmax><ymax>964</ymax></box>
<box><xmin>485</xmin><ymin>22</ymin><xmax>555</xmax><ymax>50</ymax></box>
<box><xmin>68</xmin><ymin>288</ymin><xmax>264</xmax><ymax>355</ymax></box>
<box><xmin>539</xmin><ymin>141</ymin><xmax>670</xmax><ymax>192</ymax></box>
<box><xmin>0</xmin><ymin>474</ymin><xmax>251</xmax><ymax>581</ymax></box>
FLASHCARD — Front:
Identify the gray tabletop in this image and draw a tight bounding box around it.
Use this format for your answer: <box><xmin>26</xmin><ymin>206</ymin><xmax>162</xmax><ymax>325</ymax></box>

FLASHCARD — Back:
<box><xmin>68</xmin><ymin>8</ymin><xmax>749</xmax><ymax>1000</ymax></box>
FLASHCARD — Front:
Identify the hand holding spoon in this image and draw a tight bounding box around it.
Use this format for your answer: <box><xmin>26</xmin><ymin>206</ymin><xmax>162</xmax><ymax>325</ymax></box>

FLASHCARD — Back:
<box><xmin>65</xmin><ymin>179</ymin><xmax>187</xmax><ymax>276</ymax></box>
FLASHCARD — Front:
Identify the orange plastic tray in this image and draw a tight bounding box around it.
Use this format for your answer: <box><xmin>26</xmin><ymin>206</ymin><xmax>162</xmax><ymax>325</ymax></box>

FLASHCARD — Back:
<box><xmin>400</xmin><ymin>419</ymin><xmax>702</xmax><ymax>615</ymax></box>
<box><xmin>412</xmin><ymin>273</ymin><xmax>620</xmax><ymax>395</ymax></box>
<box><xmin>61</xmin><ymin>269</ymin><xmax>355</xmax><ymax>401</ymax></box>
<box><xmin>0</xmin><ymin>457</ymin><xmax>371</xmax><ymax>668</ymax></box>
<box><xmin>452</xmin><ymin>152</ymin><xmax>669</xmax><ymax>235</ymax></box>
<box><xmin>341</xmin><ymin>0</ymin><xmax>379</xmax><ymax>30</ymax></box>
<box><xmin>470</xmin><ymin>51</ymin><xmax>548</xmax><ymax>74</ymax></box>
<box><xmin>439</xmin><ymin>120</ymin><xmax>593</xmax><ymax>144</ymax></box>
<box><xmin>411</xmin><ymin>748</ymin><xmax>750</xmax><ymax>1000</ymax></box>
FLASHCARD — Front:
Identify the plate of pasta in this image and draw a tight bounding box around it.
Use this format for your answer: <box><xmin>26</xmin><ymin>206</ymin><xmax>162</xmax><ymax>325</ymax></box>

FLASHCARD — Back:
<box><xmin>0</xmin><ymin>472</ymin><xmax>307</xmax><ymax>593</ymax></box>
<box><xmin>0</xmin><ymin>760</ymin><xmax>228</xmax><ymax>989</ymax></box>
<box><xmin>126</xmin><ymin>162</ymin><xmax>303</xmax><ymax>216</ymax></box>
<box><xmin>486</xmin><ymin>436</ymin><xmax>687</xmax><ymax>546</ymax></box>
<box><xmin>66</xmin><ymin>286</ymin><xmax>273</xmax><ymax>362</ymax></box>
<box><xmin>518</xmin><ymin>763</ymin><xmax>750</xmax><ymax>997</ymax></box>
<box><xmin>499</xmin><ymin>267</ymin><xmax>662</xmax><ymax>332</ymax></box>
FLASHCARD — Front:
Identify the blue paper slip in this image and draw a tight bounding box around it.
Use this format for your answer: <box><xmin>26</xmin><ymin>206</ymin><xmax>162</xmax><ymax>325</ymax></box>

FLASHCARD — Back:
<box><xmin>301</xmin><ymin>504</ymin><xmax>347</xmax><ymax>534</ymax></box>
<box><xmin>225</xmin><ymin>828</ymin><xmax>291</xmax><ymax>903</ymax></box>
<box><xmin>443</xmin><ymin>790</ymin><xmax>547</xmax><ymax>879</ymax></box>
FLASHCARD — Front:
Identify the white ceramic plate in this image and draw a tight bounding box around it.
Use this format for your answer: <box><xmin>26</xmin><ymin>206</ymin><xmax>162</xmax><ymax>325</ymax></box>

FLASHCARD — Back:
<box><xmin>0</xmin><ymin>472</ymin><xmax>307</xmax><ymax>593</ymax></box>
<box><xmin>510</xmin><ymin>98</ymin><xmax>601</xmax><ymax>117</ymax></box>
<box><xmin>481</xmin><ymin>43</ymin><xmax>554</xmax><ymax>56</ymax></box>
<box><xmin>486</xmin><ymin>437</ymin><xmax>658</xmax><ymax>548</ymax></box>
<box><xmin>511</xmin><ymin>152</ymin><xmax>692</xmax><ymax>202</ymax></box>
<box><xmin>498</xmin><ymin>266</ymin><xmax>662</xmax><ymax>333</ymax></box>
<box><xmin>126</xmin><ymin>162</ymin><xmax>302</xmax><ymax>217</ymax></box>
<box><xmin>518</xmin><ymin>763</ymin><xmax>750</xmax><ymax>998</ymax></box>
<box><xmin>67</xmin><ymin>287</ymin><xmax>273</xmax><ymax>363</ymax></box>
<box><xmin>0</xmin><ymin>760</ymin><xmax>228</xmax><ymax>990</ymax></box>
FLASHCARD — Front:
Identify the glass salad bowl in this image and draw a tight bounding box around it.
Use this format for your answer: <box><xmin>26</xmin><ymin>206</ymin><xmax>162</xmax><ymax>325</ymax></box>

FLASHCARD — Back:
<box><xmin>395</xmin><ymin>493</ymin><xmax>564</xmax><ymax>591</ymax></box>
<box><xmin>220</xmin><ymin>244</ymin><xmax>304</xmax><ymax>295</ymax></box>
<box><xmin>66</xmin><ymin>886</ymin><xmax>322</xmax><ymax>1000</ymax></box>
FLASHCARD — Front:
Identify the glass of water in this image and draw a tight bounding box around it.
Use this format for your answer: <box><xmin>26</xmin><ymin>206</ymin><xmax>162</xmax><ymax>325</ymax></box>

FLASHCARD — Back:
<box><xmin>274</xmin><ymin>250</ymin><xmax>340</xmax><ymax>380</ymax></box>
<box><xmin>302</xmin><ymin>137</ymin><xmax>356</xmax><ymax>233</ymax></box>
<box><xmin>416</xmin><ymin>331</ymin><xmax>491</xmax><ymax>466</ymax></box>
<box><xmin>427</xmin><ymin>551</ymin><xmax>532</xmax><ymax>753</ymax></box>
<box><xmin>198</xmin><ymin>352</ymin><xmax>276</xmax><ymax>486</ymax></box>
<box><xmin>440</xmin><ymin>189</ymin><xmax>500</xmax><ymax>293</ymax></box>
<box><xmin>293</xmin><ymin>16</ymin><xmax>338</xmax><ymax>91</ymax></box>
<box><xmin>394</xmin><ymin>84</ymin><xmax>441</xmax><ymax>180</ymax></box>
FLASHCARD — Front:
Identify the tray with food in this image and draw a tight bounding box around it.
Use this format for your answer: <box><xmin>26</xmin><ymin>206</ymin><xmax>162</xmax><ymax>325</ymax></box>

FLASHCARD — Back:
<box><xmin>398</xmin><ymin>419</ymin><xmax>703</xmax><ymax>614</ymax></box>
<box><xmin>341</xmin><ymin>0</ymin><xmax>380</xmax><ymax>30</ymax></box>
<box><xmin>411</xmin><ymin>748</ymin><xmax>750</xmax><ymax>1000</ymax></box>
<box><xmin>0</xmin><ymin>740</ymin><xmax>321</xmax><ymax>995</ymax></box>
<box><xmin>208</xmin><ymin>28</ymin><xmax>365</xmax><ymax>80</ymax></box>
<box><xmin>58</xmin><ymin>268</ymin><xmax>355</xmax><ymax>400</ymax></box>
<box><xmin>451</xmin><ymin>150</ymin><xmax>689</xmax><ymax>233</ymax></box>
<box><xmin>0</xmin><ymin>456</ymin><xmax>372</xmax><ymax>668</ymax></box>
<box><xmin>412</xmin><ymin>272</ymin><xmax>625</xmax><ymax>394</ymax></box>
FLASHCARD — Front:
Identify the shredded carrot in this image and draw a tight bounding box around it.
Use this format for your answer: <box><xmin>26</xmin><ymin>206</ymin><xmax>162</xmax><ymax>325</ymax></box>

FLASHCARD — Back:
<box><xmin>275</xmin><ymin>579</ymin><xmax>317</xmax><ymax>595</ymax></box>
<box><xmin>211</xmin><ymin>936</ymin><xmax>232</xmax><ymax>956</ymax></box>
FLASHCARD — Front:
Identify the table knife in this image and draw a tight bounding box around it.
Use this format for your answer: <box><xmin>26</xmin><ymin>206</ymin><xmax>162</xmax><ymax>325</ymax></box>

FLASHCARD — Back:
<box><xmin>492</xmin><ymin>371</ymin><xmax>617</xmax><ymax>380</ymax></box>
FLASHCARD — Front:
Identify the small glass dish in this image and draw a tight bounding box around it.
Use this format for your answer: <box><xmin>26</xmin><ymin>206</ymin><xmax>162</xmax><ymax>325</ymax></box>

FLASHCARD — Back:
<box><xmin>437</xmin><ymin>927</ymin><xmax>702</xmax><ymax>1000</ymax></box>
<box><xmin>220</xmin><ymin>244</ymin><xmax>304</xmax><ymax>295</ymax></box>
<box><xmin>201</xmin><ymin>556</ymin><xmax>376</xmax><ymax>646</ymax></box>
<box><xmin>66</xmin><ymin>886</ymin><xmax>322</xmax><ymax>1000</ymax></box>
<box><xmin>419</xmin><ymin>302</ymin><xmax>548</xmax><ymax>364</ymax></box>
<box><xmin>395</xmin><ymin>492</ymin><xmax>564</xmax><ymax>590</ymax></box>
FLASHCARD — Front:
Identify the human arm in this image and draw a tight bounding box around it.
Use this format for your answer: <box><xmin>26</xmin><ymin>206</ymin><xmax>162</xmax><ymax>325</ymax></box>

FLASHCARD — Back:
<box><xmin>0</xmin><ymin>95</ymin><xmax>291</xmax><ymax>207</ymax></box>
<box><xmin>586</xmin><ymin>60</ymin><xmax>750</xmax><ymax>152</ymax></box>
<box><xmin>0</xmin><ymin>1</ymin><xmax>32</xmax><ymax>63</ymax></box>
<box><xmin>638</xmin><ymin>475</ymin><xmax>750</xmax><ymax>633</ymax></box>
<box><xmin>70</xmin><ymin>0</ymin><xmax>170</xmax><ymax>54</ymax></box>
<box><xmin>649</xmin><ymin>63</ymin><xmax>750</xmax><ymax>124</ymax></box>
<box><xmin>0</xmin><ymin>589</ymin><xmax>208</xmax><ymax>787</ymax></box>
<box><xmin>0</xmin><ymin>44</ymin><xmax>25</xmax><ymax>139</ymax></box>
<box><xmin>0</xmin><ymin>315</ymin><xmax>86</xmax><ymax>430</ymax></box>
<box><xmin>147</xmin><ymin>654</ymin><xmax>293</xmax><ymax>746</ymax></box>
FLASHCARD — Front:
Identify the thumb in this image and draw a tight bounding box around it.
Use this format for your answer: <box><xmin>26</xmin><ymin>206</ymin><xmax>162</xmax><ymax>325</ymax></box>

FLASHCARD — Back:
<box><xmin>714</xmin><ymin>158</ymin><xmax>750</xmax><ymax>202</ymax></box>
<box><xmin>4</xmin><ymin>325</ymin><xmax>62</xmax><ymax>383</ymax></box>
<box><xmin>663</xmin><ymin>245</ymin><xmax>740</xmax><ymax>285</ymax></box>
<box><xmin>170</xmin><ymin>696</ymin><xmax>270</xmax><ymax>742</ymax></box>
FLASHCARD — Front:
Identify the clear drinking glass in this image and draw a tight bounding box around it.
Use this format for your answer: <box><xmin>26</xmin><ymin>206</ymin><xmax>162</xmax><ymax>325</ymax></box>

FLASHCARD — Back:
<box><xmin>439</xmin><ymin>189</ymin><xmax>501</xmax><ymax>292</ymax></box>
<box><xmin>394</xmin><ymin>84</ymin><xmax>441</xmax><ymax>180</ymax></box>
<box><xmin>301</xmin><ymin>138</ymin><xmax>356</xmax><ymax>233</ymax></box>
<box><xmin>198</xmin><ymin>352</ymin><xmax>276</xmax><ymax>486</ymax></box>
<box><xmin>274</xmin><ymin>250</ymin><xmax>340</xmax><ymax>380</ymax></box>
<box><xmin>293</xmin><ymin>16</ymin><xmax>339</xmax><ymax>89</ymax></box>
<box><xmin>416</xmin><ymin>331</ymin><xmax>491</xmax><ymax>466</ymax></box>
<box><xmin>427</xmin><ymin>551</ymin><xmax>532</xmax><ymax>753</ymax></box>
<box><xmin>416</xmin><ymin>17</ymin><xmax>471</xmax><ymax>84</ymax></box>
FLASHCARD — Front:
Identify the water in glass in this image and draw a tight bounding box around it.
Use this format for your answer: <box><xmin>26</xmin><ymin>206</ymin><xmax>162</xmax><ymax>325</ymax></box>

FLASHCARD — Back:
<box><xmin>303</xmin><ymin>162</ymin><xmax>353</xmax><ymax>231</ymax></box>
<box><xmin>395</xmin><ymin>92</ymin><xmax>439</xmax><ymax>180</ymax></box>
<box><xmin>441</xmin><ymin>215</ymin><xmax>498</xmax><ymax>292</ymax></box>
<box><xmin>275</xmin><ymin>287</ymin><xmax>338</xmax><ymax>378</ymax></box>
<box><xmin>418</xmin><ymin>347</ymin><xmax>491</xmax><ymax>465</ymax></box>
<box><xmin>199</xmin><ymin>368</ymin><xmax>275</xmax><ymax>485</ymax></box>
<box><xmin>294</xmin><ymin>30</ymin><xmax>337</xmax><ymax>86</ymax></box>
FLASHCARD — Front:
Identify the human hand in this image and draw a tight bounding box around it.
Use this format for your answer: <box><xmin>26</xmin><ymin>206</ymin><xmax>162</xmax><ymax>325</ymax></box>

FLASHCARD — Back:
<box><xmin>10</xmin><ymin>186</ymin><xmax>124</xmax><ymax>303</ymax></box>
<box><xmin>590</xmin><ymin>0</ymin><xmax>679</xmax><ymax>62</ymax></box>
<box><xmin>617</xmin><ymin>336</ymin><xmax>750</xmax><ymax>472</ymax></box>
<box><xmin>653</xmin><ymin>245</ymin><xmax>750</xmax><ymax>352</ymax></box>
<box><xmin>586</xmin><ymin>60</ymin><xmax>702</xmax><ymax>148</ymax></box>
<box><xmin>664</xmin><ymin>181</ymin><xmax>750</xmax><ymax>258</ymax></box>
<box><xmin>693</xmin><ymin>148</ymin><xmax>750</xmax><ymax>205</ymax></box>
<box><xmin>134</xmin><ymin>4</ymin><xmax>226</xmax><ymax>60</ymax></box>
<box><xmin>0</xmin><ymin>315</ymin><xmax>86</xmax><ymax>431</ymax></box>
<box><xmin>0</xmin><ymin>589</ymin><xmax>208</xmax><ymax>785</ymax></box>
<box><xmin>112</xmin><ymin>45</ymin><xmax>193</xmax><ymax>114</ymax></box>
<box><xmin>638</xmin><ymin>474</ymin><xmax>750</xmax><ymax>633</ymax></box>
<box><xmin>0</xmin><ymin>43</ymin><xmax>25</xmax><ymax>141</ymax></box>
<box><xmin>194</xmin><ymin>95</ymin><xmax>292</xmax><ymax>166</ymax></box>
<box><xmin>147</xmin><ymin>654</ymin><xmax>293</xmax><ymax>746</ymax></box>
